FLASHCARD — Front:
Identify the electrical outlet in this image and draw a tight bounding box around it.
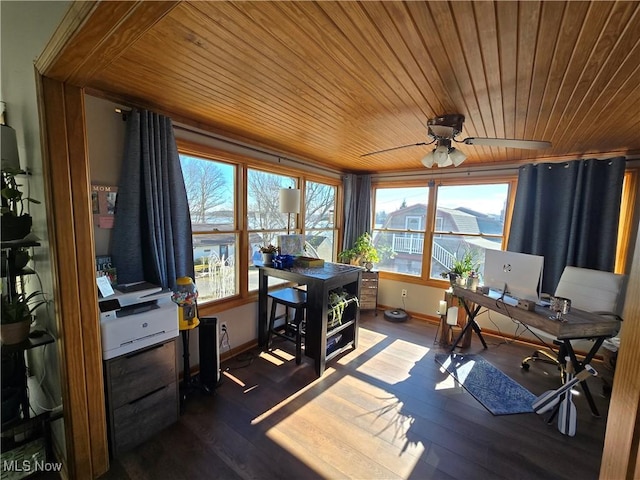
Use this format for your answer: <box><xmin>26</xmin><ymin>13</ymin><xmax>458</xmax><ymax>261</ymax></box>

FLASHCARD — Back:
<box><xmin>401</xmin><ymin>289</ymin><xmax>407</xmax><ymax>298</ymax></box>
<box><xmin>220</xmin><ymin>322</ymin><xmax>230</xmax><ymax>349</ymax></box>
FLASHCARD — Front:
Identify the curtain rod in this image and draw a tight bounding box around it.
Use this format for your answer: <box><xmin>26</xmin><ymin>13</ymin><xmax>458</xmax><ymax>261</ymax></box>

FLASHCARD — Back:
<box><xmin>172</xmin><ymin>123</ymin><xmax>342</xmax><ymax>178</ymax></box>
<box><xmin>372</xmin><ymin>156</ymin><xmax>640</xmax><ymax>182</ymax></box>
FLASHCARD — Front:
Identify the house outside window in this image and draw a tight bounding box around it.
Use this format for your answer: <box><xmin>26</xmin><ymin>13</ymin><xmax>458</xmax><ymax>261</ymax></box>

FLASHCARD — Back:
<box><xmin>430</xmin><ymin>184</ymin><xmax>510</xmax><ymax>281</ymax></box>
<box><xmin>372</xmin><ymin>182</ymin><xmax>511</xmax><ymax>281</ymax></box>
<box><xmin>372</xmin><ymin>186</ymin><xmax>429</xmax><ymax>276</ymax></box>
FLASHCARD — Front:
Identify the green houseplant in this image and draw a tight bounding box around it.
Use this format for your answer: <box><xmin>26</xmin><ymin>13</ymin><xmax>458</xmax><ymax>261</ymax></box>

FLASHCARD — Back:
<box><xmin>338</xmin><ymin>232</ymin><xmax>380</xmax><ymax>270</ymax></box>
<box><xmin>1</xmin><ymin>290</ymin><xmax>46</xmax><ymax>344</ymax></box>
<box><xmin>259</xmin><ymin>244</ymin><xmax>279</xmax><ymax>265</ymax></box>
<box><xmin>1</xmin><ymin>166</ymin><xmax>40</xmax><ymax>241</ymax></box>
<box><xmin>327</xmin><ymin>288</ymin><xmax>359</xmax><ymax>330</ymax></box>
<box><xmin>442</xmin><ymin>250</ymin><xmax>478</xmax><ymax>286</ymax></box>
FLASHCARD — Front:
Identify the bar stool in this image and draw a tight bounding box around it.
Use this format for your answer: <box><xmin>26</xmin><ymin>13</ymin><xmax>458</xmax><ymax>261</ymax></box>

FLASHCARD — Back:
<box><xmin>267</xmin><ymin>287</ymin><xmax>307</xmax><ymax>364</ymax></box>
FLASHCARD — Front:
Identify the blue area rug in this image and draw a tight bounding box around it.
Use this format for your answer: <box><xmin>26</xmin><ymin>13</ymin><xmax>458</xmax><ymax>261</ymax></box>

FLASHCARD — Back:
<box><xmin>435</xmin><ymin>353</ymin><xmax>536</xmax><ymax>415</ymax></box>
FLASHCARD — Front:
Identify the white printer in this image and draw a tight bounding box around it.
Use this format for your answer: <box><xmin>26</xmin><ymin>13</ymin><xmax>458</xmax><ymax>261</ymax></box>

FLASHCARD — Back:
<box><xmin>99</xmin><ymin>282</ymin><xmax>178</xmax><ymax>360</ymax></box>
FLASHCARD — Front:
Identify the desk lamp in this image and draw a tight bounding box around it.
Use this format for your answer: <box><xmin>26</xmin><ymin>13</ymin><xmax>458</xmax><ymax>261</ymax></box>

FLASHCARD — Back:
<box><xmin>279</xmin><ymin>187</ymin><xmax>300</xmax><ymax>234</ymax></box>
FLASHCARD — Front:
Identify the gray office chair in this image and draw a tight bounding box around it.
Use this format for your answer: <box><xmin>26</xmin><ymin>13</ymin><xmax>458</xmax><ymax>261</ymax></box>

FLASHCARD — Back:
<box><xmin>521</xmin><ymin>266</ymin><xmax>626</xmax><ymax>371</ymax></box>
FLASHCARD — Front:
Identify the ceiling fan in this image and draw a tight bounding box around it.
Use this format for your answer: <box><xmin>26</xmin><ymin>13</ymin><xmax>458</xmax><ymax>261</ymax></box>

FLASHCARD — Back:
<box><xmin>362</xmin><ymin>114</ymin><xmax>552</xmax><ymax>168</ymax></box>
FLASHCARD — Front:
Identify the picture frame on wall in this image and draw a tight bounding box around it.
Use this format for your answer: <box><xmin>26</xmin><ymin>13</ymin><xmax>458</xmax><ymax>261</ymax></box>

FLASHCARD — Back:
<box><xmin>92</xmin><ymin>184</ymin><xmax>118</xmax><ymax>228</ymax></box>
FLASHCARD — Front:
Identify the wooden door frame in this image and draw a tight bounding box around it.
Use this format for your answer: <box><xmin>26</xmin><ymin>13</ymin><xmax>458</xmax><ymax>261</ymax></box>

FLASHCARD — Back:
<box><xmin>37</xmin><ymin>76</ymin><xmax>109</xmax><ymax>478</ymax></box>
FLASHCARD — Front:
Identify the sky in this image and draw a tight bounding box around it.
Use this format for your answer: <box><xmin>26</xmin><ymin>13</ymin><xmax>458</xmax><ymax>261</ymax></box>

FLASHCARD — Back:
<box><xmin>375</xmin><ymin>184</ymin><xmax>509</xmax><ymax>216</ymax></box>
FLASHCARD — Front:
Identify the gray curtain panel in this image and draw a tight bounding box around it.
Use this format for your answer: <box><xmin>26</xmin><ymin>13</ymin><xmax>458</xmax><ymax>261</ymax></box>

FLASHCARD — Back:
<box><xmin>112</xmin><ymin>109</ymin><xmax>194</xmax><ymax>291</ymax></box>
<box><xmin>342</xmin><ymin>174</ymin><xmax>371</xmax><ymax>250</ymax></box>
<box><xmin>508</xmin><ymin>157</ymin><xmax>626</xmax><ymax>294</ymax></box>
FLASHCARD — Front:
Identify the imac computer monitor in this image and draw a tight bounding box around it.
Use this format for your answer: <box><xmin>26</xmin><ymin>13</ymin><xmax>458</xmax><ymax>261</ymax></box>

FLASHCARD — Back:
<box><xmin>483</xmin><ymin>249</ymin><xmax>544</xmax><ymax>302</ymax></box>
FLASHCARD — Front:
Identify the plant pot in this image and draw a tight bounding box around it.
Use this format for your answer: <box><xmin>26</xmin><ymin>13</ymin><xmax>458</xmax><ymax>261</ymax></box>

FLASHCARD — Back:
<box><xmin>261</xmin><ymin>253</ymin><xmax>274</xmax><ymax>265</ymax></box>
<box><xmin>1</xmin><ymin>214</ymin><xmax>32</xmax><ymax>241</ymax></box>
<box><xmin>455</xmin><ymin>276</ymin><xmax>467</xmax><ymax>287</ymax></box>
<box><xmin>0</xmin><ymin>318</ymin><xmax>31</xmax><ymax>345</ymax></box>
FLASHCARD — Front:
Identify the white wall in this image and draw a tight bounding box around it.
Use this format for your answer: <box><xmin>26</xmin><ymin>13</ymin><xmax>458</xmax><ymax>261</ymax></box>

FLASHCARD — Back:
<box><xmin>1</xmin><ymin>0</ymin><xmax>71</xmax><ymax>462</ymax></box>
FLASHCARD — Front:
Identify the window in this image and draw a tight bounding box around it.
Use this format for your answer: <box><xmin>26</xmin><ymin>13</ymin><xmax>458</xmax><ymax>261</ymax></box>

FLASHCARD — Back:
<box><xmin>430</xmin><ymin>183</ymin><xmax>510</xmax><ymax>281</ymax></box>
<box><xmin>179</xmin><ymin>141</ymin><xmax>342</xmax><ymax>305</ymax></box>
<box><xmin>304</xmin><ymin>180</ymin><xmax>337</xmax><ymax>261</ymax></box>
<box><xmin>180</xmin><ymin>154</ymin><xmax>237</xmax><ymax>302</ymax></box>
<box><xmin>247</xmin><ymin>169</ymin><xmax>298</xmax><ymax>291</ymax></box>
<box><xmin>372</xmin><ymin>186</ymin><xmax>429</xmax><ymax>276</ymax></box>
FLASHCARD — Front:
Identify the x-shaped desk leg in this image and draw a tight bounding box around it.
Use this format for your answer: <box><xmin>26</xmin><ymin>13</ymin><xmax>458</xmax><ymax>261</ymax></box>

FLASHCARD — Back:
<box><xmin>449</xmin><ymin>299</ymin><xmax>488</xmax><ymax>352</ymax></box>
<box><xmin>545</xmin><ymin>337</ymin><xmax>606</xmax><ymax>424</ymax></box>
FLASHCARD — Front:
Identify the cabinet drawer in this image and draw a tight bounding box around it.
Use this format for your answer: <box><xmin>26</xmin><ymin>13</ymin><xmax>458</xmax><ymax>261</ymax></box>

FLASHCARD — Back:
<box><xmin>107</xmin><ymin>340</ymin><xmax>176</xmax><ymax>408</ymax></box>
<box><xmin>112</xmin><ymin>381</ymin><xmax>177</xmax><ymax>454</ymax></box>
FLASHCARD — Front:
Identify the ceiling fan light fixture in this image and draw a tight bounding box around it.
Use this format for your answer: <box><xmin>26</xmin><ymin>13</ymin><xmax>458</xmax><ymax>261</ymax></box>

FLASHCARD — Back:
<box><xmin>433</xmin><ymin>144</ymin><xmax>449</xmax><ymax>164</ymax></box>
<box><xmin>421</xmin><ymin>151</ymin><xmax>436</xmax><ymax>168</ymax></box>
<box><xmin>428</xmin><ymin>125</ymin><xmax>455</xmax><ymax>139</ymax></box>
<box><xmin>449</xmin><ymin>147</ymin><xmax>467</xmax><ymax>167</ymax></box>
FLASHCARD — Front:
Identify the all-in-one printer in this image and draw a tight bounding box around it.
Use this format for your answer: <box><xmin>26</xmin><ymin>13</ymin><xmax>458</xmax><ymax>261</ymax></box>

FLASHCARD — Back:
<box><xmin>98</xmin><ymin>282</ymin><xmax>178</xmax><ymax>360</ymax></box>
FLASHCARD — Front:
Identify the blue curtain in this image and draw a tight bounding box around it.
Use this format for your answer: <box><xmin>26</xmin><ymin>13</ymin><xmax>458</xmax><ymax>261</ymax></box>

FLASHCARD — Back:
<box><xmin>508</xmin><ymin>157</ymin><xmax>626</xmax><ymax>294</ymax></box>
<box><xmin>342</xmin><ymin>174</ymin><xmax>371</xmax><ymax>250</ymax></box>
<box><xmin>112</xmin><ymin>109</ymin><xmax>194</xmax><ymax>291</ymax></box>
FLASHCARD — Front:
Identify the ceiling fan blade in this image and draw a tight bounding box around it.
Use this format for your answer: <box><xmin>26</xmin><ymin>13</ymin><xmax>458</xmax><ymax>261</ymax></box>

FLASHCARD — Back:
<box><xmin>361</xmin><ymin>141</ymin><xmax>430</xmax><ymax>157</ymax></box>
<box><xmin>462</xmin><ymin>137</ymin><xmax>552</xmax><ymax>149</ymax></box>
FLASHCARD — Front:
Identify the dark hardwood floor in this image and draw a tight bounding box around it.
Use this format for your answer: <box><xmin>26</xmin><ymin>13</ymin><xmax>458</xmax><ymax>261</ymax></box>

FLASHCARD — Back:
<box><xmin>101</xmin><ymin>312</ymin><xmax>612</xmax><ymax>480</ymax></box>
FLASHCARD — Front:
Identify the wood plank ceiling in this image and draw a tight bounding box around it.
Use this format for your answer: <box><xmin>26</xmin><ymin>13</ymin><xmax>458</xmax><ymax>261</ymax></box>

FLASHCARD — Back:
<box><xmin>45</xmin><ymin>1</ymin><xmax>640</xmax><ymax>173</ymax></box>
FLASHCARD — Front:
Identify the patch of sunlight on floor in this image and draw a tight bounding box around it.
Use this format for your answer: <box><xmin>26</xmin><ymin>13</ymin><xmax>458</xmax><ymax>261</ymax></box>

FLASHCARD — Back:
<box><xmin>222</xmin><ymin>370</ymin><xmax>246</xmax><ymax>387</ymax></box>
<box><xmin>259</xmin><ymin>348</ymin><xmax>296</xmax><ymax>366</ymax></box>
<box><xmin>251</xmin><ymin>368</ymin><xmax>336</xmax><ymax>425</ymax></box>
<box><xmin>435</xmin><ymin>373</ymin><xmax>460</xmax><ymax>390</ymax></box>
<box><xmin>352</xmin><ymin>338</ymin><xmax>430</xmax><ymax>381</ymax></box>
<box><xmin>266</xmin><ymin>374</ymin><xmax>426</xmax><ymax>478</ymax></box>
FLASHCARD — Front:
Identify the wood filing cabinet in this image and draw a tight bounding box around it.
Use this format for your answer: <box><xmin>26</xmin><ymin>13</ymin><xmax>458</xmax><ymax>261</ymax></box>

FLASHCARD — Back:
<box><xmin>103</xmin><ymin>338</ymin><xmax>178</xmax><ymax>457</ymax></box>
<box><xmin>360</xmin><ymin>270</ymin><xmax>379</xmax><ymax>315</ymax></box>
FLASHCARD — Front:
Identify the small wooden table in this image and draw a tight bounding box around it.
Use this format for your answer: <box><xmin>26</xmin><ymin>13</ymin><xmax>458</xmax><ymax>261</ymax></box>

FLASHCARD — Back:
<box><xmin>258</xmin><ymin>263</ymin><xmax>362</xmax><ymax>376</ymax></box>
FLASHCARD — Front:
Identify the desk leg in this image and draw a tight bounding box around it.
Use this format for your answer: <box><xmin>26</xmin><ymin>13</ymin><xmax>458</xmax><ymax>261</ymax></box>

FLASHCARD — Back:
<box><xmin>450</xmin><ymin>303</ymin><xmax>487</xmax><ymax>352</ymax></box>
<box><xmin>562</xmin><ymin>338</ymin><xmax>605</xmax><ymax>417</ymax></box>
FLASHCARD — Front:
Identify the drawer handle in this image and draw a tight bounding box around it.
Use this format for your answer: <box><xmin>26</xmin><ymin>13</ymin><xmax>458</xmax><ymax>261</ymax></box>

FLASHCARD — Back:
<box><xmin>129</xmin><ymin>385</ymin><xmax>167</xmax><ymax>405</ymax></box>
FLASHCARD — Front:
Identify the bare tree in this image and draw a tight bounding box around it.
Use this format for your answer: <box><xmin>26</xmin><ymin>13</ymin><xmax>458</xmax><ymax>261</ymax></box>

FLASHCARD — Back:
<box><xmin>247</xmin><ymin>170</ymin><xmax>288</xmax><ymax>231</ymax></box>
<box><xmin>181</xmin><ymin>157</ymin><xmax>229</xmax><ymax>223</ymax></box>
<box><xmin>305</xmin><ymin>181</ymin><xmax>335</xmax><ymax>229</ymax></box>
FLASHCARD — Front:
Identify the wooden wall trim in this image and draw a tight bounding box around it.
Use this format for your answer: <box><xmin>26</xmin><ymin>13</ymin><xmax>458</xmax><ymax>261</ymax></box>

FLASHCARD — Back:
<box><xmin>39</xmin><ymin>76</ymin><xmax>109</xmax><ymax>478</ymax></box>
<box><xmin>600</xmin><ymin>216</ymin><xmax>640</xmax><ymax>479</ymax></box>
<box><xmin>36</xmin><ymin>1</ymin><xmax>179</xmax><ymax>84</ymax></box>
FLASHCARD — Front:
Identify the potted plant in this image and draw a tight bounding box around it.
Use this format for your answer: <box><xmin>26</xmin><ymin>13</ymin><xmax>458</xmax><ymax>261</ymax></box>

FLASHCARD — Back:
<box><xmin>1</xmin><ymin>166</ymin><xmax>40</xmax><ymax>241</ymax></box>
<box><xmin>338</xmin><ymin>232</ymin><xmax>380</xmax><ymax>270</ymax></box>
<box><xmin>327</xmin><ymin>288</ymin><xmax>359</xmax><ymax>329</ymax></box>
<box><xmin>441</xmin><ymin>250</ymin><xmax>478</xmax><ymax>286</ymax></box>
<box><xmin>259</xmin><ymin>244</ymin><xmax>279</xmax><ymax>265</ymax></box>
<box><xmin>1</xmin><ymin>290</ymin><xmax>46</xmax><ymax>345</ymax></box>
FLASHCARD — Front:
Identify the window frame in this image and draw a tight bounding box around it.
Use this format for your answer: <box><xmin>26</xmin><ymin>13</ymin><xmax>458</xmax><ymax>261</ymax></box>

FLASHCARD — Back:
<box><xmin>177</xmin><ymin>139</ymin><xmax>342</xmax><ymax>309</ymax></box>
<box><xmin>372</xmin><ymin>176</ymin><xmax>517</xmax><ymax>286</ymax></box>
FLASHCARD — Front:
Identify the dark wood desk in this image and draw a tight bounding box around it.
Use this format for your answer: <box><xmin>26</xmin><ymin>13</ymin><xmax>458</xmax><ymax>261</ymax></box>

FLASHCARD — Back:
<box><xmin>258</xmin><ymin>263</ymin><xmax>362</xmax><ymax>376</ymax></box>
<box><xmin>451</xmin><ymin>285</ymin><xmax>619</xmax><ymax>416</ymax></box>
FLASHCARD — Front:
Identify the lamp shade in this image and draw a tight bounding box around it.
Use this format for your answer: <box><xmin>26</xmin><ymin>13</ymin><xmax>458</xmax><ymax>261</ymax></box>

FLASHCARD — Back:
<box><xmin>449</xmin><ymin>148</ymin><xmax>467</xmax><ymax>166</ymax></box>
<box><xmin>421</xmin><ymin>151</ymin><xmax>436</xmax><ymax>168</ymax></box>
<box><xmin>279</xmin><ymin>187</ymin><xmax>301</xmax><ymax>213</ymax></box>
<box><xmin>433</xmin><ymin>145</ymin><xmax>449</xmax><ymax>165</ymax></box>
<box><xmin>1</xmin><ymin>125</ymin><xmax>20</xmax><ymax>170</ymax></box>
